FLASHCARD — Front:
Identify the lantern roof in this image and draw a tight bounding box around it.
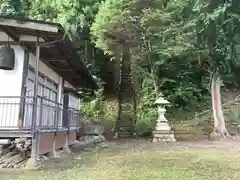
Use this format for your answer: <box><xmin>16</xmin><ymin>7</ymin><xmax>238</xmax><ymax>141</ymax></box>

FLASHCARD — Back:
<box><xmin>154</xmin><ymin>93</ymin><xmax>170</xmax><ymax>105</ymax></box>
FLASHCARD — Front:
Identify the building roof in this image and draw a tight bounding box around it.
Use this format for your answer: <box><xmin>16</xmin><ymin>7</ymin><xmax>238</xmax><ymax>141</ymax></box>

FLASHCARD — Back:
<box><xmin>0</xmin><ymin>16</ymin><xmax>97</xmax><ymax>89</ymax></box>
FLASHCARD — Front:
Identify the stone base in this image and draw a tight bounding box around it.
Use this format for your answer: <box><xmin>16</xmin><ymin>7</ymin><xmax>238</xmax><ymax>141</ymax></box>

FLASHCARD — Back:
<box><xmin>152</xmin><ymin>130</ymin><xmax>176</xmax><ymax>142</ymax></box>
<box><xmin>63</xmin><ymin>145</ymin><xmax>72</xmax><ymax>153</ymax></box>
<box><xmin>0</xmin><ymin>145</ymin><xmax>3</xmax><ymax>155</ymax></box>
<box><xmin>48</xmin><ymin>150</ymin><xmax>60</xmax><ymax>158</ymax></box>
<box><xmin>24</xmin><ymin>157</ymin><xmax>42</xmax><ymax>170</ymax></box>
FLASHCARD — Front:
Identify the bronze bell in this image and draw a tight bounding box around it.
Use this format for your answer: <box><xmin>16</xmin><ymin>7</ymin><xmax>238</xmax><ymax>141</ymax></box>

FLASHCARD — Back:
<box><xmin>0</xmin><ymin>45</ymin><xmax>15</xmax><ymax>70</ymax></box>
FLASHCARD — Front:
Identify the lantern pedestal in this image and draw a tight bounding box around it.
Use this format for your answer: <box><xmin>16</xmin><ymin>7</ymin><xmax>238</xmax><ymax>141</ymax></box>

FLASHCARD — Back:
<box><xmin>152</xmin><ymin>130</ymin><xmax>176</xmax><ymax>142</ymax></box>
<box><xmin>152</xmin><ymin>95</ymin><xmax>176</xmax><ymax>143</ymax></box>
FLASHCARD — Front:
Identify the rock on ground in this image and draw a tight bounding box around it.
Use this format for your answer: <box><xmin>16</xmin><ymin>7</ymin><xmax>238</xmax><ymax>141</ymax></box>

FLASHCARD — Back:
<box><xmin>79</xmin><ymin>135</ymin><xmax>105</xmax><ymax>146</ymax></box>
<box><xmin>84</xmin><ymin>122</ymin><xmax>104</xmax><ymax>135</ymax></box>
<box><xmin>78</xmin><ymin>122</ymin><xmax>106</xmax><ymax>147</ymax></box>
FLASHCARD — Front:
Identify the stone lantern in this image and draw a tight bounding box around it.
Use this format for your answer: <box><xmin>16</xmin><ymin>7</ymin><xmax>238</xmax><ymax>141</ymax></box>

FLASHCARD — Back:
<box><xmin>152</xmin><ymin>93</ymin><xmax>176</xmax><ymax>143</ymax></box>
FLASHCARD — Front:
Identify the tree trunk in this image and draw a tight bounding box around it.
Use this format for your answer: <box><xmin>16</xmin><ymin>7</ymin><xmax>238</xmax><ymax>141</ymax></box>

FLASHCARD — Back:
<box><xmin>113</xmin><ymin>45</ymin><xmax>122</xmax><ymax>95</ymax></box>
<box><xmin>84</xmin><ymin>40</ymin><xmax>88</xmax><ymax>64</ymax></box>
<box><xmin>114</xmin><ymin>45</ymin><xmax>122</xmax><ymax>138</ymax></box>
<box><xmin>147</xmin><ymin>41</ymin><xmax>158</xmax><ymax>96</ymax></box>
<box><xmin>211</xmin><ymin>73</ymin><xmax>229</xmax><ymax>137</ymax></box>
<box><xmin>152</xmin><ymin>64</ymin><xmax>159</xmax><ymax>96</ymax></box>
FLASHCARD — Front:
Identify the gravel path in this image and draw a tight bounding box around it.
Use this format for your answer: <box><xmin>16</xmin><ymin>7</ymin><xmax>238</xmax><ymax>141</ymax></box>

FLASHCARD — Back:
<box><xmin>99</xmin><ymin>138</ymin><xmax>240</xmax><ymax>154</ymax></box>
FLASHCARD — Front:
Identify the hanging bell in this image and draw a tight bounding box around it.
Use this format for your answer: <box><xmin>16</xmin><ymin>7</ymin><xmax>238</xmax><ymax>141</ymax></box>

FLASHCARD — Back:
<box><xmin>0</xmin><ymin>45</ymin><xmax>15</xmax><ymax>70</ymax></box>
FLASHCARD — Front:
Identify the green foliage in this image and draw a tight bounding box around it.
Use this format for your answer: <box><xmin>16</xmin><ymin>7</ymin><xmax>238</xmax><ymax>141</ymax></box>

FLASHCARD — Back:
<box><xmin>192</xmin><ymin>1</ymin><xmax>240</xmax><ymax>75</ymax></box>
<box><xmin>140</xmin><ymin>0</ymin><xmax>195</xmax><ymax>59</ymax></box>
<box><xmin>135</xmin><ymin>72</ymin><xmax>156</xmax><ymax>134</ymax></box>
<box><xmin>91</xmin><ymin>0</ymin><xmax>135</xmax><ymax>50</ymax></box>
<box><xmin>91</xmin><ymin>0</ymin><xmax>240</xmax><ymax>134</ymax></box>
<box><xmin>2</xmin><ymin>0</ymin><xmax>240</xmax><ymax>135</ymax></box>
<box><xmin>80</xmin><ymin>88</ymin><xmax>118</xmax><ymax>131</ymax></box>
<box><xmin>80</xmin><ymin>89</ymin><xmax>105</xmax><ymax>122</ymax></box>
<box><xmin>92</xmin><ymin>0</ymin><xmax>210</xmax><ymax>133</ymax></box>
<box><xmin>0</xmin><ymin>0</ymin><xmax>27</xmax><ymax>16</ymax></box>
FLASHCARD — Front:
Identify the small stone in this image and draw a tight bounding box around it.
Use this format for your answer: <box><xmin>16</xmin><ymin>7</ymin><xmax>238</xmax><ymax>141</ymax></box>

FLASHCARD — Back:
<box><xmin>48</xmin><ymin>150</ymin><xmax>60</xmax><ymax>158</ymax></box>
<box><xmin>63</xmin><ymin>145</ymin><xmax>72</xmax><ymax>153</ymax></box>
<box><xmin>41</xmin><ymin>155</ymin><xmax>49</xmax><ymax>160</ymax></box>
<box><xmin>78</xmin><ymin>134</ymin><xmax>105</xmax><ymax>147</ymax></box>
<box><xmin>97</xmin><ymin>142</ymin><xmax>110</xmax><ymax>148</ymax></box>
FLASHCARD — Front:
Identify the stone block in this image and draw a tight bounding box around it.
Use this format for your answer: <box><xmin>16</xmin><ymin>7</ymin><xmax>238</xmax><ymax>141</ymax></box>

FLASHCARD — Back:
<box><xmin>152</xmin><ymin>130</ymin><xmax>176</xmax><ymax>142</ymax></box>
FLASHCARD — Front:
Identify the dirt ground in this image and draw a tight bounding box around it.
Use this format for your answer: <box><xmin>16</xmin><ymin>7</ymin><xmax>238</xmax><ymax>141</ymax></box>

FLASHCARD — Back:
<box><xmin>118</xmin><ymin>138</ymin><xmax>240</xmax><ymax>153</ymax></box>
<box><xmin>2</xmin><ymin>138</ymin><xmax>240</xmax><ymax>180</ymax></box>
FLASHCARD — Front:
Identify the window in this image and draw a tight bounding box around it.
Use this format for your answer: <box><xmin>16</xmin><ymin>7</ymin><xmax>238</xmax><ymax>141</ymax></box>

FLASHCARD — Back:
<box><xmin>27</xmin><ymin>67</ymin><xmax>57</xmax><ymax>100</ymax></box>
<box><xmin>25</xmin><ymin>67</ymin><xmax>58</xmax><ymax>127</ymax></box>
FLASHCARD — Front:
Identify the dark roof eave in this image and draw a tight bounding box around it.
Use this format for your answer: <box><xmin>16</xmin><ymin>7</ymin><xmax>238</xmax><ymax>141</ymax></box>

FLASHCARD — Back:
<box><xmin>62</xmin><ymin>37</ymin><xmax>98</xmax><ymax>89</ymax></box>
<box><xmin>0</xmin><ymin>16</ymin><xmax>98</xmax><ymax>90</ymax></box>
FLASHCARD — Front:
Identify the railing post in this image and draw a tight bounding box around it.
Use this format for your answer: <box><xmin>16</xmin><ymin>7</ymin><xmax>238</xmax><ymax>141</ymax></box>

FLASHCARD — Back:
<box><xmin>56</xmin><ymin>103</ymin><xmax>60</xmax><ymax>132</ymax></box>
<box><xmin>68</xmin><ymin>108</ymin><xmax>71</xmax><ymax>132</ymax></box>
<box><xmin>39</xmin><ymin>97</ymin><xmax>43</xmax><ymax>128</ymax></box>
<box><xmin>28</xmin><ymin>37</ymin><xmax>40</xmax><ymax>167</ymax></box>
<box><xmin>18</xmin><ymin>96</ymin><xmax>25</xmax><ymax>130</ymax></box>
<box><xmin>32</xmin><ymin>40</ymin><xmax>40</xmax><ymax>139</ymax></box>
<box><xmin>67</xmin><ymin>107</ymin><xmax>71</xmax><ymax>132</ymax></box>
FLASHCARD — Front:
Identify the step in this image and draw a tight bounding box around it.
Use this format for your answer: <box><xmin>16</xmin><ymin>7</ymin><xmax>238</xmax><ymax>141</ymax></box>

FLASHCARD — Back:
<box><xmin>119</xmin><ymin>126</ymin><xmax>133</xmax><ymax>129</ymax></box>
<box><xmin>120</xmin><ymin>82</ymin><xmax>131</xmax><ymax>83</ymax></box>
<box><xmin>120</xmin><ymin>81</ymin><xmax>132</xmax><ymax>83</ymax></box>
<box><xmin>119</xmin><ymin>87</ymin><xmax>132</xmax><ymax>90</ymax></box>
<box><xmin>118</xmin><ymin>125</ymin><xmax>133</xmax><ymax>128</ymax></box>
<box><xmin>118</xmin><ymin>119</ymin><xmax>132</xmax><ymax>122</ymax></box>
<box><xmin>118</xmin><ymin>120</ymin><xmax>133</xmax><ymax>123</ymax></box>
<box><xmin>119</xmin><ymin>119</ymin><xmax>133</xmax><ymax>122</ymax></box>
<box><xmin>119</xmin><ymin>112</ymin><xmax>134</xmax><ymax>115</ymax></box>
<box><xmin>119</xmin><ymin>89</ymin><xmax>133</xmax><ymax>92</ymax></box>
<box><xmin>119</xmin><ymin>107</ymin><xmax>133</xmax><ymax>110</ymax></box>
<box><xmin>120</xmin><ymin>79</ymin><xmax>132</xmax><ymax>81</ymax></box>
<box><xmin>119</xmin><ymin>114</ymin><xmax>133</xmax><ymax>116</ymax></box>
<box><xmin>119</xmin><ymin>127</ymin><xmax>133</xmax><ymax>131</ymax></box>
<box><xmin>119</xmin><ymin>100</ymin><xmax>134</xmax><ymax>104</ymax></box>
<box><xmin>118</xmin><ymin>119</ymin><xmax>133</xmax><ymax>123</ymax></box>
<box><xmin>118</xmin><ymin>132</ymin><xmax>133</xmax><ymax>138</ymax></box>
<box><xmin>119</xmin><ymin>91</ymin><xmax>133</xmax><ymax>93</ymax></box>
<box><xmin>121</xmin><ymin>79</ymin><xmax>131</xmax><ymax>81</ymax></box>
<box><xmin>118</xmin><ymin>116</ymin><xmax>133</xmax><ymax>119</ymax></box>
<box><xmin>118</xmin><ymin>121</ymin><xmax>133</xmax><ymax>125</ymax></box>
<box><xmin>120</xmin><ymin>80</ymin><xmax>131</xmax><ymax>82</ymax></box>
<box><xmin>118</xmin><ymin>122</ymin><xmax>133</xmax><ymax>125</ymax></box>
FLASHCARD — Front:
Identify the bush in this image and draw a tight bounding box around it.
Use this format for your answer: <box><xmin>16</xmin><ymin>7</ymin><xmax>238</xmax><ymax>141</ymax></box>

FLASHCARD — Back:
<box><xmin>80</xmin><ymin>88</ymin><xmax>118</xmax><ymax>132</ymax></box>
<box><xmin>135</xmin><ymin>76</ymin><xmax>157</xmax><ymax>135</ymax></box>
<box><xmin>80</xmin><ymin>89</ymin><xmax>105</xmax><ymax>122</ymax></box>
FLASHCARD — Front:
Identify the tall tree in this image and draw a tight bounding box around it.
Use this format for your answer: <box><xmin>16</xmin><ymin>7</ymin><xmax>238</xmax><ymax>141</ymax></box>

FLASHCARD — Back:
<box><xmin>193</xmin><ymin>0</ymin><xmax>240</xmax><ymax>137</ymax></box>
<box><xmin>92</xmin><ymin>0</ymin><xmax>141</xmax><ymax>137</ymax></box>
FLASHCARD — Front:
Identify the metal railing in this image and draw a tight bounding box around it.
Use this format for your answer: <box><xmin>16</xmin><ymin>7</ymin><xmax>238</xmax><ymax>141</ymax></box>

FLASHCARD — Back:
<box><xmin>0</xmin><ymin>96</ymin><xmax>81</xmax><ymax>132</ymax></box>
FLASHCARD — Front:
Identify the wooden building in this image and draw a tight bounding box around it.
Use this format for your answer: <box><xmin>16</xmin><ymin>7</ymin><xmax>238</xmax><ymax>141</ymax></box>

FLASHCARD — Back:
<box><xmin>0</xmin><ymin>16</ymin><xmax>96</xmax><ymax>167</ymax></box>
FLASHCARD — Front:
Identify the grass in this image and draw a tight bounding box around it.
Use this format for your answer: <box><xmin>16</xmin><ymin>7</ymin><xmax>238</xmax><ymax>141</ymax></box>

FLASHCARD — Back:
<box><xmin>2</xmin><ymin>143</ymin><xmax>240</xmax><ymax>180</ymax></box>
